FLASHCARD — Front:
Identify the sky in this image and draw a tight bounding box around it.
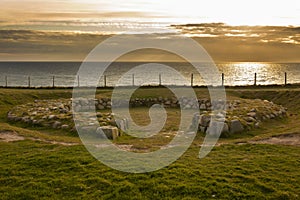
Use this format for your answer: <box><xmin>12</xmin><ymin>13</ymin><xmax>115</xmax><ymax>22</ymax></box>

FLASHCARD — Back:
<box><xmin>0</xmin><ymin>0</ymin><xmax>299</xmax><ymax>61</ymax></box>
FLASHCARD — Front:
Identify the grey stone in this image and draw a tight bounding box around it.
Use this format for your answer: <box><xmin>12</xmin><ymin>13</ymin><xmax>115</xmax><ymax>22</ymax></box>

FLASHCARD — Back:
<box><xmin>52</xmin><ymin>121</ymin><xmax>61</xmax><ymax>129</ymax></box>
<box><xmin>116</xmin><ymin>119</ymin><xmax>128</xmax><ymax>132</ymax></box>
<box><xmin>270</xmin><ymin>114</ymin><xmax>276</xmax><ymax>119</ymax></box>
<box><xmin>199</xmin><ymin>115</ymin><xmax>211</xmax><ymax>127</ymax></box>
<box><xmin>200</xmin><ymin>104</ymin><xmax>206</xmax><ymax>110</ymax></box>
<box><xmin>61</xmin><ymin>124</ymin><xmax>69</xmax><ymax>129</ymax></box>
<box><xmin>247</xmin><ymin>112</ymin><xmax>257</xmax><ymax>118</ymax></box>
<box><xmin>230</xmin><ymin>120</ymin><xmax>244</xmax><ymax>134</ymax></box>
<box><xmin>97</xmin><ymin>104</ymin><xmax>105</xmax><ymax>110</ymax></box>
<box><xmin>222</xmin><ymin>123</ymin><xmax>229</xmax><ymax>134</ymax></box>
<box><xmin>216</xmin><ymin>113</ymin><xmax>224</xmax><ymax>119</ymax></box>
<box><xmin>96</xmin><ymin>126</ymin><xmax>119</xmax><ymax>140</ymax></box>
<box><xmin>245</xmin><ymin>117</ymin><xmax>256</xmax><ymax>122</ymax></box>
<box><xmin>199</xmin><ymin>126</ymin><xmax>206</xmax><ymax>133</ymax></box>
<box><xmin>48</xmin><ymin>115</ymin><xmax>57</xmax><ymax>120</ymax></box>
<box><xmin>206</xmin><ymin>121</ymin><xmax>225</xmax><ymax>136</ymax></box>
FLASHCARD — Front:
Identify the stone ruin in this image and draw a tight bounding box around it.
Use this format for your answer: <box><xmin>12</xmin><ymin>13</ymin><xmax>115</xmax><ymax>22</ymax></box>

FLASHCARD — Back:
<box><xmin>7</xmin><ymin>97</ymin><xmax>287</xmax><ymax>139</ymax></box>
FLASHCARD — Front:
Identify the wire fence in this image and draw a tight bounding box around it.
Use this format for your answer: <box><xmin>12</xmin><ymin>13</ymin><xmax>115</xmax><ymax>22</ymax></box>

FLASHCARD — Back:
<box><xmin>0</xmin><ymin>72</ymin><xmax>296</xmax><ymax>88</ymax></box>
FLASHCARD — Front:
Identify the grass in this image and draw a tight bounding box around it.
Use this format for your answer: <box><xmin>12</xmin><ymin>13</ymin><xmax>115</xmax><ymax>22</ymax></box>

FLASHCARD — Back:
<box><xmin>0</xmin><ymin>87</ymin><xmax>300</xmax><ymax>199</ymax></box>
<box><xmin>1</xmin><ymin>140</ymin><xmax>299</xmax><ymax>199</ymax></box>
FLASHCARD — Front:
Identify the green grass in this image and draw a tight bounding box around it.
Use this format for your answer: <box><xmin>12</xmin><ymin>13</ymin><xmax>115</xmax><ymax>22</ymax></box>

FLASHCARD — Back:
<box><xmin>0</xmin><ymin>140</ymin><xmax>299</xmax><ymax>199</ymax></box>
<box><xmin>0</xmin><ymin>87</ymin><xmax>300</xmax><ymax>199</ymax></box>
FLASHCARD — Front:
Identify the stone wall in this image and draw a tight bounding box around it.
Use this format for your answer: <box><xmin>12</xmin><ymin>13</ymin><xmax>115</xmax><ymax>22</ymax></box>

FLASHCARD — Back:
<box><xmin>7</xmin><ymin>97</ymin><xmax>287</xmax><ymax>139</ymax></box>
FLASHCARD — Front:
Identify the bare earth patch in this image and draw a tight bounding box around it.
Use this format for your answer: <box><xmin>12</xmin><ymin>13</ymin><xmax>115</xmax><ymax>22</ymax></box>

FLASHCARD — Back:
<box><xmin>0</xmin><ymin>131</ymin><xmax>25</xmax><ymax>142</ymax></box>
<box><xmin>0</xmin><ymin>130</ymin><xmax>79</xmax><ymax>146</ymax></box>
<box><xmin>249</xmin><ymin>133</ymin><xmax>300</xmax><ymax>146</ymax></box>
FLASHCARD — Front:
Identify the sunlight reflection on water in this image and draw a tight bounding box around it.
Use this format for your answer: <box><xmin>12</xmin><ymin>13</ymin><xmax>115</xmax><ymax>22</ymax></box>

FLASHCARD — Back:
<box><xmin>0</xmin><ymin>62</ymin><xmax>299</xmax><ymax>87</ymax></box>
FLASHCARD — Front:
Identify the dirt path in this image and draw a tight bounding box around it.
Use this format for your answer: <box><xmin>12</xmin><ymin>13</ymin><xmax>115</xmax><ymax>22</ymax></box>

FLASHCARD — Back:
<box><xmin>0</xmin><ymin>131</ymin><xmax>79</xmax><ymax>146</ymax></box>
<box><xmin>0</xmin><ymin>131</ymin><xmax>25</xmax><ymax>142</ymax></box>
<box><xmin>1</xmin><ymin>130</ymin><xmax>300</xmax><ymax>147</ymax></box>
<box><xmin>248</xmin><ymin>133</ymin><xmax>300</xmax><ymax>146</ymax></box>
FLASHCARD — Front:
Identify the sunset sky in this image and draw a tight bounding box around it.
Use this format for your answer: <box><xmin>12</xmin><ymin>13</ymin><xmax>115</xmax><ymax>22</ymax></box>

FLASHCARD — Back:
<box><xmin>0</xmin><ymin>0</ymin><xmax>299</xmax><ymax>61</ymax></box>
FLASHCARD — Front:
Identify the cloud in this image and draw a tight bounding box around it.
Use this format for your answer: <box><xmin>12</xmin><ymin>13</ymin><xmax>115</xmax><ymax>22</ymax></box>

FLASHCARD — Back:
<box><xmin>0</xmin><ymin>24</ymin><xmax>299</xmax><ymax>62</ymax></box>
<box><xmin>171</xmin><ymin>23</ymin><xmax>300</xmax><ymax>44</ymax></box>
<box><xmin>170</xmin><ymin>23</ymin><xmax>300</xmax><ymax>62</ymax></box>
<box><xmin>0</xmin><ymin>30</ymin><xmax>111</xmax><ymax>61</ymax></box>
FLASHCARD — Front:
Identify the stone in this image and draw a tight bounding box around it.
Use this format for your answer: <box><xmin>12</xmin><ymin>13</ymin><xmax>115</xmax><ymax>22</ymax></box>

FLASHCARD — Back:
<box><xmin>245</xmin><ymin>117</ymin><xmax>256</xmax><ymax>122</ymax></box>
<box><xmin>216</xmin><ymin>113</ymin><xmax>224</xmax><ymax>119</ymax></box>
<box><xmin>222</xmin><ymin>123</ymin><xmax>229</xmax><ymax>134</ymax></box>
<box><xmin>200</xmin><ymin>104</ymin><xmax>206</xmax><ymax>110</ymax></box>
<box><xmin>52</xmin><ymin>121</ymin><xmax>61</xmax><ymax>129</ymax></box>
<box><xmin>61</xmin><ymin>124</ymin><xmax>70</xmax><ymax>129</ymax></box>
<box><xmin>199</xmin><ymin>126</ymin><xmax>206</xmax><ymax>133</ymax></box>
<box><xmin>48</xmin><ymin>115</ymin><xmax>57</xmax><ymax>120</ymax></box>
<box><xmin>97</xmin><ymin>104</ymin><xmax>105</xmax><ymax>110</ymax></box>
<box><xmin>270</xmin><ymin>114</ymin><xmax>276</xmax><ymax>119</ymax></box>
<box><xmin>192</xmin><ymin>114</ymin><xmax>200</xmax><ymax>128</ymax></box>
<box><xmin>96</xmin><ymin>126</ymin><xmax>119</xmax><ymax>140</ymax></box>
<box><xmin>206</xmin><ymin>121</ymin><xmax>226</xmax><ymax>136</ymax></box>
<box><xmin>115</xmin><ymin>119</ymin><xmax>128</xmax><ymax>132</ymax></box>
<box><xmin>230</xmin><ymin>120</ymin><xmax>244</xmax><ymax>134</ymax></box>
<box><xmin>247</xmin><ymin>112</ymin><xmax>257</xmax><ymax>118</ymax></box>
<box><xmin>199</xmin><ymin>115</ymin><xmax>211</xmax><ymax>127</ymax></box>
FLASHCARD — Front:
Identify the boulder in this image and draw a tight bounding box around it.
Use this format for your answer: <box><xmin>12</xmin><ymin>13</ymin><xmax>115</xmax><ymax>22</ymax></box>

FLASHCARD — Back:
<box><xmin>97</xmin><ymin>126</ymin><xmax>119</xmax><ymax>140</ymax></box>
<box><xmin>230</xmin><ymin>120</ymin><xmax>244</xmax><ymax>134</ymax></box>
<box><xmin>206</xmin><ymin>121</ymin><xmax>227</xmax><ymax>136</ymax></box>
<box><xmin>199</xmin><ymin>115</ymin><xmax>211</xmax><ymax>127</ymax></box>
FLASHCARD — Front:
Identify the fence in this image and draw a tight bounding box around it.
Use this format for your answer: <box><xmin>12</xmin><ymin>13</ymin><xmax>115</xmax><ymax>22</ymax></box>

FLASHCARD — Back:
<box><xmin>0</xmin><ymin>72</ymin><xmax>295</xmax><ymax>88</ymax></box>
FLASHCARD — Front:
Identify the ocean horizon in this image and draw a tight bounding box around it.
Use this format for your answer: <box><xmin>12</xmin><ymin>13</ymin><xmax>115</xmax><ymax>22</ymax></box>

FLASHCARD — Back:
<box><xmin>0</xmin><ymin>62</ymin><xmax>299</xmax><ymax>87</ymax></box>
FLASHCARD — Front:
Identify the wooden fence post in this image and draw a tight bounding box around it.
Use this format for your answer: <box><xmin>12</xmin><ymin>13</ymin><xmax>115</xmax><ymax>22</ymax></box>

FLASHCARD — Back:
<box><xmin>104</xmin><ymin>75</ymin><xmax>107</xmax><ymax>87</ymax></box>
<box><xmin>159</xmin><ymin>74</ymin><xmax>162</xmax><ymax>86</ymax></box>
<box><xmin>28</xmin><ymin>76</ymin><xmax>31</xmax><ymax>88</ymax></box>
<box><xmin>222</xmin><ymin>73</ymin><xmax>224</xmax><ymax>86</ymax></box>
<box><xmin>254</xmin><ymin>73</ymin><xmax>257</xmax><ymax>86</ymax></box>
<box><xmin>191</xmin><ymin>73</ymin><xmax>194</xmax><ymax>87</ymax></box>
<box><xmin>285</xmin><ymin>72</ymin><xmax>287</xmax><ymax>86</ymax></box>
<box><xmin>5</xmin><ymin>76</ymin><xmax>7</xmax><ymax>87</ymax></box>
<box><xmin>52</xmin><ymin>76</ymin><xmax>55</xmax><ymax>88</ymax></box>
<box><xmin>132</xmin><ymin>74</ymin><xmax>135</xmax><ymax>87</ymax></box>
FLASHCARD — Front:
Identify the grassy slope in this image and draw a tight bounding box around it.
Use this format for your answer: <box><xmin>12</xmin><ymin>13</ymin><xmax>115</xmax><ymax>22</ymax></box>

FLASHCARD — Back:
<box><xmin>0</xmin><ymin>87</ymin><xmax>300</xmax><ymax>199</ymax></box>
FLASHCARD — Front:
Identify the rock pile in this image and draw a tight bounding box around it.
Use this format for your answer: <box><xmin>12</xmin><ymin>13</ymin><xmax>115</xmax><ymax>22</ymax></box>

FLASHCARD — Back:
<box><xmin>7</xmin><ymin>99</ymin><xmax>128</xmax><ymax>140</ymax></box>
<box><xmin>7</xmin><ymin>97</ymin><xmax>287</xmax><ymax>139</ymax></box>
<box><xmin>72</xmin><ymin>97</ymin><xmax>223</xmax><ymax>110</ymax></box>
<box><xmin>191</xmin><ymin>99</ymin><xmax>287</xmax><ymax>137</ymax></box>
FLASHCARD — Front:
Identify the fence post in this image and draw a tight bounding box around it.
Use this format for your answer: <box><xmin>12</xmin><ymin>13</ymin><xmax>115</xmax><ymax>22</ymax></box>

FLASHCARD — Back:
<box><xmin>284</xmin><ymin>72</ymin><xmax>287</xmax><ymax>86</ymax></box>
<box><xmin>254</xmin><ymin>73</ymin><xmax>257</xmax><ymax>86</ymax></box>
<box><xmin>222</xmin><ymin>73</ymin><xmax>224</xmax><ymax>86</ymax></box>
<box><xmin>104</xmin><ymin>75</ymin><xmax>107</xmax><ymax>87</ymax></box>
<box><xmin>132</xmin><ymin>74</ymin><xmax>135</xmax><ymax>87</ymax></box>
<box><xmin>159</xmin><ymin>74</ymin><xmax>162</xmax><ymax>86</ymax></box>
<box><xmin>5</xmin><ymin>76</ymin><xmax>7</xmax><ymax>87</ymax></box>
<box><xmin>191</xmin><ymin>73</ymin><xmax>194</xmax><ymax>87</ymax></box>
<box><xmin>52</xmin><ymin>76</ymin><xmax>55</xmax><ymax>88</ymax></box>
<box><xmin>28</xmin><ymin>76</ymin><xmax>31</xmax><ymax>88</ymax></box>
<box><xmin>77</xmin><ymin>75</ymin><xmax>80</xmax><ymax>87</ymax></box>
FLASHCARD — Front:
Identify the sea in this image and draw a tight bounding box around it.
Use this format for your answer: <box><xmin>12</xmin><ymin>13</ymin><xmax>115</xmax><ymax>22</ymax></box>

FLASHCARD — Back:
<box><xmin>0</xmin><ymin>62</ymin><xmax>299</xmax><ymax>87</ymax></box>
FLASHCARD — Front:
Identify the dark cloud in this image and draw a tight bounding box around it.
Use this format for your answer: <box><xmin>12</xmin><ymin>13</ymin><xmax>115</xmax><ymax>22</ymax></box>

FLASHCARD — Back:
<box><xmin>0</xmin><ymin>30</ymin><xmax>110</xmax><ymax>61</ymax></box>
<box><xmin>0</xmin><ymin>24</ymin><xmax>299</xmax><ymax>62</ymax></box>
